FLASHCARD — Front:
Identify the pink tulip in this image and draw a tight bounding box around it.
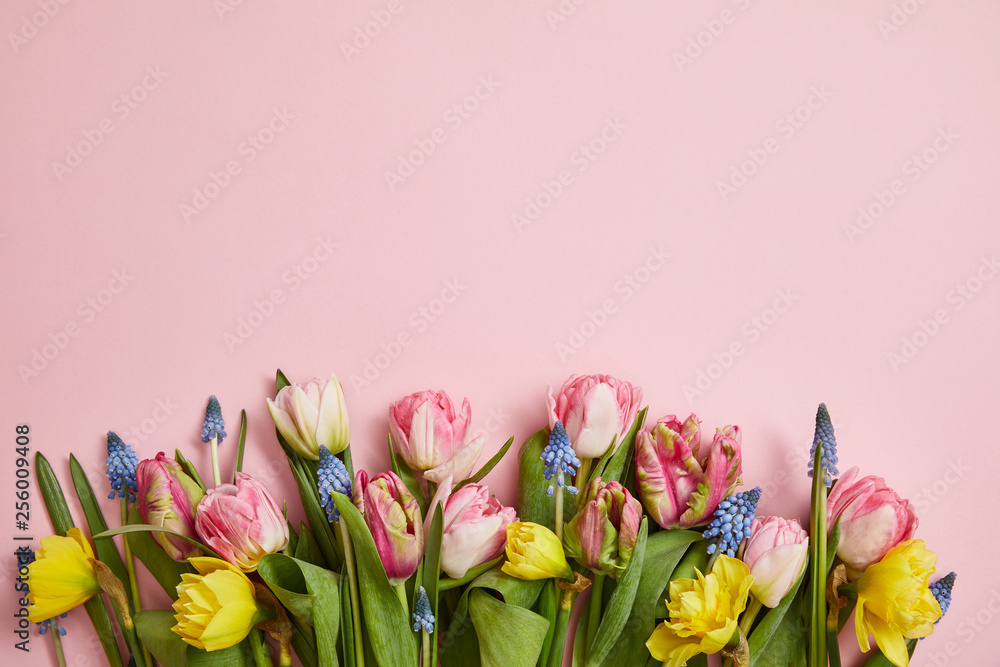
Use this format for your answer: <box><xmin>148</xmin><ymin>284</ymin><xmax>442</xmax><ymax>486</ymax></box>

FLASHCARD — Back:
<box><xmin>353</xmin><ymin>470</ymin><xmax>423</xmax><ymax>585</ymax></box>
<box><xmin>389</xmin><ymin>390</ymin><xmax>484</xmax><ymax>484</ymax></box>
<box><xmin>743</xmin><ymin>516</ymin><xmax>809</xmax><ymax>608</ymax></box>
<box><xmin>827</xmin><ymin>466</ymin><xmax>918</xmax><ymax>579</ymax></box>
<box><xmin>426</xmin><ymin>478</ymin><xmax>517</xmax><ymax>580</ymax></box>
<box><xmin>136</xmin><ymin>453</ymin><xmax>204</xmax><ymax>561</ymax></box>
<box><xmin>547</xmin><ymin>374</ymin><xmax>643</xmax><ymax>458</ymax></box>
<box><xmin>635</xmin><ymin>415</ymin><xmax>742</xmax><ymax>529</ymax></box>
<box><xmin>195</xmin><ymin>472</ymin><xmax>289</xmax><ymax>572</ymax></box>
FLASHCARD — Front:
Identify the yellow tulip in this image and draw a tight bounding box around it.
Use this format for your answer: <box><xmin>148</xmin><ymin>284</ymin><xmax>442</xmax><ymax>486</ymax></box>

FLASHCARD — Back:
<box><xmin>646</xmin><ymin>555</ymin><xmax>754</xmax><ymax>667</ymax></box>
<box><xmin>855</xmin><ymin>539</ymin><xmax>942</xmax><ymax>667</ymax></box>
<box><xmin>501</xmin><ymin>522</ymin><xmax>573</xmax><ymax>581</ymax></box>
<box><xmin>172</xmin><ymin>557</ymin><xmax>268</xmax><ymax>651</ymax></box>
<box><xmin>27</xmin><ymin>528</ymin><xmax>102</xmax><ymax>622</ymax></box>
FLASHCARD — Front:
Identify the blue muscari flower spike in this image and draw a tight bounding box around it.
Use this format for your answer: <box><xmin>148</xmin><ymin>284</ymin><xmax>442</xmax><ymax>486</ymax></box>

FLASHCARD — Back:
<box><xmin>541</xmin><ymin>422</ymin><xmax>581</xmax><ymax>496</ymax></box>
<box><xmin>807</xmin><ymin>403</ymin><xmax>839</xmax><ymax>487</ymax></box>
<box><xmin>929</xmin><ymin>572</ymin><xmax>956</xmax><ymax>621</ymax></box>
<box><xmin>703</xmin><ymin>487</ymin><xmax>762</xmax><ymax>557</ymax></box>
<box><xmin>412</xmin><ymin>586</ymin><xmax>435</xmax><ymax>634</ymax></box>
<box><xmin>318</xmin><ymin>445</ymin><xmax>352</xmax><ymax>523</ymax></box>
<box><xmin>106</xmin><ymin>432</ymin><xmax>138</xmax><ymax>502</ymax></box>
<box><xmin>201</xmin><ymin>395</ymin><xmax>227</xmax><ymax>444</ymax></box>
<box><xmin>37</xmin><ymin>613</ymin><xmax>68</xmax><ymax>636</ymax></box>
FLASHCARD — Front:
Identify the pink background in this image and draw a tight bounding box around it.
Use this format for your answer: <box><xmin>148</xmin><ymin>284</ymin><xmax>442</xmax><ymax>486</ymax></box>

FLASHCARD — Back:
<box><xmin>2</xmin><ymin>2</ymin><xmax>997</xmax><ymax>666</ymax></box>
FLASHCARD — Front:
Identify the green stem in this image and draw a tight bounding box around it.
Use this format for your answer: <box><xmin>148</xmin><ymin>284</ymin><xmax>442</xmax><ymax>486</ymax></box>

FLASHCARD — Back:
<box><xmin>395</xmin><ymin>583</ymin><xmax>409</xmax><ymax>618</ymax></box>
<box><xmin>585</xmin><ymin>574</ymin><xmax>605</xmax><ymax>654</ymax></box>
<box><xmin>536</xmin><ymin>580</ymin><xmax>558</xmax><ymax>667</ymax></box>
<box><xmin>121</xmin><ymin>500</ymin><xmax>152</xmax><ymax>667</ymax></box>
<box><xmin>809</xmin><ymin>446</ymin><xmax>828</xmax><ymax>667</ymax></box>
<box><xmin>120</xmin><ymin>499</ymin><xmax>142</xmax><ymax>613</ymax></box>
<box><xmin>827</xmin><ymin>623</ymin><xmax>841</xmax><ymax>667</ymax></box>
<box><xmin>554</xmin><ymin>472</ymin><xmax>564</xmax><ymax>542</ymax></box>
<box><xmin>248</xmin><ymin>629</ymin><xmax>271</xmax><ymax>667</ymax></box>
<box><xmin>575</xmin><ymin>458</ymin><xmax>593</xmax><ymax>494</ymax></box>
<box><xmin>546</xmin><ymin>601</ymin><xmax>572</xmax><ymax>667</ymax></box>
<box><xmin>50</xmin><ymin>616</ymin><xmax>67</xmax><ymax>667</ymax></box>
<box><xmin>739</xmin><ymin>597</ymin><xmax>763</xmax><ymax>638</ymax></box>
<box><xmin>338</xmin><ymin>519</ymin><xmax>365</xmax><ymax>667</ymax></box>
<box><xmin>422</xmin><ymin>629</ymin><xmax>431</xmax><ymax>667</ymax></box>
<box><xmin>210</xmin><ymin>435</ymin><xmax>221</xmax><ymax>487</ymax></box>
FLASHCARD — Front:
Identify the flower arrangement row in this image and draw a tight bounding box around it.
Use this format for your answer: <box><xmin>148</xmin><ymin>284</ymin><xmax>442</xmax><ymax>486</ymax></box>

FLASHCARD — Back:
<box><xmin>22</xmin><ymin>372</ymin><xmax>954</xmax><ymax>667</ymax></box>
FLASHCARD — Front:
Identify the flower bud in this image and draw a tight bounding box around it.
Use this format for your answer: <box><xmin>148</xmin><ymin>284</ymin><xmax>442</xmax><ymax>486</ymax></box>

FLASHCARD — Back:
<box><xmin>195</xmin><ymin>473</ymin><xmax>289</xmax><ymax>572</ymax></box>
<box><xmin>389</xmin><ymin>389</ymin><xmax>484</xmax><ymax>483</ymax></box>
<box><xmin>426</xmin><ymin>479</ymin><xmax>517</xmax><ymax>580</ymax></box>
<box><xmin>267</xmin><ymin>374</ymin><xmax>350</xmax><ymax>459</ymax></box>
<box><xmin>563</xmin><ymin>477</ymin><xmax>642</xmax><ymax>577</ymax></box>
<box><xmin>827</xmin><ymin>467</ymin><xmax>918</xmax><ymax>579</ymax></box>
<box><xmin>501</xmin><ymin>522</ymin><xmax>573</xmax><ymax>581</ymax></box>
<box><xmin>136</xmin><ymin>452</ymin><xmax>204</xmax><ymax>561</ymax></box>
<box><xmin>547</xmin><ymin>374</ymin><xmax>643</xmax><ymax>459</ymax></box>
<box><xmin>353</xmin><ymin>470</ymin><xmax>423</xmax><ymax>585</ymax></box>
<box><xmin>742</xmin><ymin>516</ymin><xmax>809</xmax><ymax>608</ymax></box>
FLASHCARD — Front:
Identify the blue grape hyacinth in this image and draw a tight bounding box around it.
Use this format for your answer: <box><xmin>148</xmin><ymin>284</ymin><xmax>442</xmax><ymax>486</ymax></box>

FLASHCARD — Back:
<box><xmin>807</xmin><ymin>403</ymin><xmax>839</xmax><ymax>487</ymax></box>
<box><xmin>201</xmin><ymin>395</ymin><xmax>227</xmax><ymax>444</ymax></box>
<box><xmin>703</xmin><ymin>486</ymin><xmax>762</xmax><ymax>557</ymax></box>
<box><xmin>929</xmin><ymin>572</ymin><xmax>956</xmax><ymax>621</ymax></box>
<box><xmin>412</xmin><ymin>586</ymin><xmax>435</xmax><ymax>634</ymax></box>
<box><xmin>106</xmin><ymin>431</ymin><xmax>138</xmax><ymax>502</ymax></box>
<box><xmin>318</xmin><ymin>445</ymin><xmax>352</xmax><ymax>523</ymax></box>
<box><xmin>541</xmin><ymin>422</ymin><xmax>580</xmax><ymax>496</ymax></box>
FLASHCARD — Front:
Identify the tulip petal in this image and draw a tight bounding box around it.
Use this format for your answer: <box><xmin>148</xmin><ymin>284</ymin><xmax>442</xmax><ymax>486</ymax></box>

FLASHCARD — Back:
<box><xmin>424</xmin><ymin>436</ymin><xmax>485</xmax><ymax>484</ymax></box>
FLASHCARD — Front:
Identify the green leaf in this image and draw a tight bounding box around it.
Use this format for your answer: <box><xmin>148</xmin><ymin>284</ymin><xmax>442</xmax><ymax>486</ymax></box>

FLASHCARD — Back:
<box><xmin>276</xmin><ymin>368</ymin><xmax>292</xmax><ymax>391</ymax></box>
<box><xmin>423</xmin><ymin>504</ymin><xmax>444</xmax><ymax>667</ymax></box>
<box><xmin>339</xmin><ymin>563</ymin><xmax>355</xmax><ymax>667</ymax></box>
<box><xmin>749</xmin><ymin>560</ymin><xmax>809</xmax><ymax>667</ymax></box>
<box><xmin>586</xmin><ymin>518</ymin><xmax>648</xmax><ymax>667</ymax></box>
<box><xmin>333</xmin><ymin>494</ymin><xmax>418</xmax><ymax>667</ymax></box>
<box><xmin>438</xmin><ymin>556</ymin><xmax>503</xmax><ymax>591</ymax></box>
<box><xmin>259</xmin><ymin>554</ymin><xmax>340</xmax><ymax>667</ymax></box>
<box><xmin>601</xmin><ymin>529</ymin><xmax>701</xmax><ymax>666</ymax></box>
<box><xmin>235</xmin><ymin>409</ymin><xmax>248</xmax><ymax>476</ymax></box>
<box><xmin>136</xmin><ymin>610</ymin><xmax>190</xmax><ymax>667</ymax></box>
<box><xmin>295</xmin><ymin>521</ymin><xmax>326</xmax><ymax>568</ymax></box>
<box><xmin>469</xmin><ymin>589</ymin><xmax>550</xmax><ymax>667</ymax></box>
<box><xmin>35</xmin><ymin>452</ymin><xmax>74</xmax><ymax>534</ymax></box>
<box><xmin>750</xmin><ymin>584</ymin><xmax>807</xmax><ymax>667</ymax></box>
<box><xmin>827</xmin><ymin>517</ymin><xmax>842</xmax><ymax>574</ymax></box>
<box><xmin>457</xmin><ymin>436</ymin><xmax>515</xmax><ymax>489</ymax></box>
<box><xmin>36</xmin><ymin>452</ymin><xmax>125</xmax><ymax>667</ymax></box>
<box><xmin>95</xmin><ymin>523</ymin><xmax>219</xmax><ymax>559</ymax></box>
<box><xmin>596</xmin><ymin>408</ymin><xmax>647</xmax><ymax>484</ymax></box>
<box><xmin>125</xmin><ymin>507</ymin><xmax>194</xmax><ymax>599</ymax></box>
<box><xmin>174</xmin><ymin>449</ymin><xmax>206</xmax><ymax>491</ymax></box>
<box><xmin>69</xmin><ymin>455</ymin><xmax>131</xmax><ymax>604</ymax></box>
<box><xmin>257</xmin><ymin>554</ymin><xmax>316</xmax><ymax>627</ymax></box>
<box><xmin>516</xmin><ymin>429</ymin><xmax>558</xmax><ymax>530</ymax></box>
<box><xmin>287</xmin><ymin>454</ymin><xmax>341</xmax><ymax>571</ymax></box>
<box><xmin>440</xmin><ymin>565</ymin><xmax>546</xmax><ymax>667</ymax></box>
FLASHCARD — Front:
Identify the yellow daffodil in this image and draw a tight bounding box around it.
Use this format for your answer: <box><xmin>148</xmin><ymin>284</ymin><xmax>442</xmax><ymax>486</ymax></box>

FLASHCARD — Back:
<box><xmin>27</xmin><ymin>528</ymin><xmax>102</xmax><ymax>622</ymax></box>
<box><xmin>646</xmin><ymin>555</ymin><xmax>754</xmax><ymax>667</ymax></box>
<box><xmin>501</xmin><ymin>522</ymin><xmax>573</xmax><ymax>581</ymax></box>
<box><xmin>855</xmin><ymin>539</ymin><xmax>942</xmax><ymax>667</ymax></box>
<box><xmin>172</xmin><ymin>557</ymin><xmax>269</xmax><ymax>651</ymax></box>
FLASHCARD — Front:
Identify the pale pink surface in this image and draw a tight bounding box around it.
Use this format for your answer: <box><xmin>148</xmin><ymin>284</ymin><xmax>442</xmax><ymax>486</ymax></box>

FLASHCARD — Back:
<box><xmin>1</xmin><ymin>3</ymin><xmax>997</xmax><ymax>666</ymax></box>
